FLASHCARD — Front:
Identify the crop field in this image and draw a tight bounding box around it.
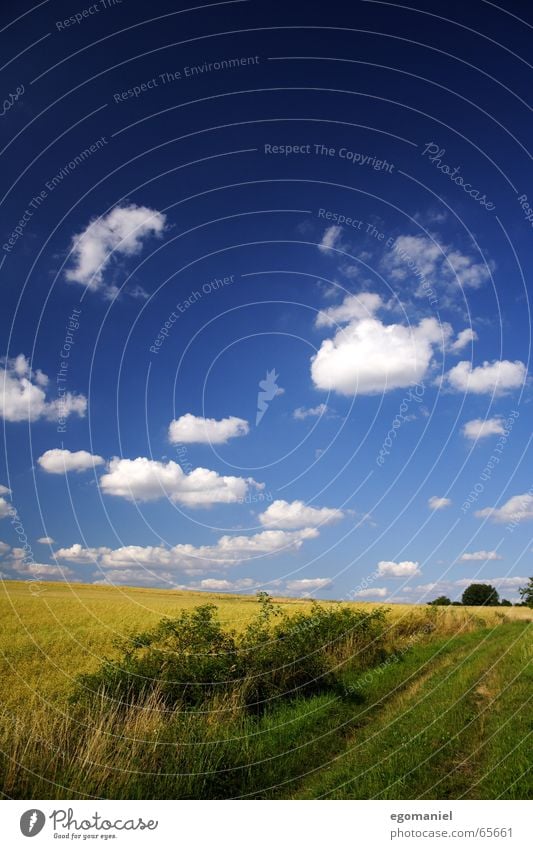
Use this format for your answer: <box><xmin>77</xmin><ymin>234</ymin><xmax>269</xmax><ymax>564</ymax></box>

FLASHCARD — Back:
<box><xmin>0</xmin><ymin>581</ymin><xmax>531</xmax><ymax>800</ymax></box>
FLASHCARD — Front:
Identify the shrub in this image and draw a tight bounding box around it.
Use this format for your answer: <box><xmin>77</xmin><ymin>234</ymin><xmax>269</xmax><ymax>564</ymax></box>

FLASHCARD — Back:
<box><xmin>73</xmin><ymin>595</ymin><xmax>388</xmax><ymax>713</ymax></box>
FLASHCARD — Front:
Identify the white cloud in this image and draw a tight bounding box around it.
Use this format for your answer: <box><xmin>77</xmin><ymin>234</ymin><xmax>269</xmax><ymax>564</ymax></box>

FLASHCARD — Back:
<box><xmin>378</xmin><ymin>560</ymin><xmax>421</xmax><ymax>577</ymax></box>
<box><xmin>259</xmin><ymin>499</ymin><xmax>345</xmax><ymax>529</ymax></box>
<box><xmin>0</xmin><ymin>485</ymin><xmax>10</xmax><ymax>495</ymax></box>
<box><xmin>428</xmin><ymin>496</ymin><xmax>452</xmax><ymax>510</ymax></box>
<box><xmin>351</xmin><ymin>587</ymin><xmax>388</xmax><ymax>598</ymax></box>
<box><xmin>293</xmin><ymin>403</ymin><xmax>328</xmax><ymax>420</ymax></box>
<box><xmin>37</xmin><ymin>536</ymin><xmax>55</xmax><ymax>545</ymax></box>
<box><xmin>284</xmin><ymin>577</ymin><xmax>332</xmax><ymax>594</ymax></box>
<box><xmin>192</xmin><ymin>578</ymin><xmax>256</xmax><ymax>592</ymax></box>
<box><xmin>454</xmin><ymin>576</ymin><xmax>527</xmax><ymax>590</ymax></box>
<box><xmin>445</xmin><ymin>360</ymin><xmax>526</xmax><ymax>395</ymax></box>
<box><xmin>168</xmin><ymin>414</ymin><xmax>249</xmax><ymax>445</ymax></box>
<box><xmin>38</xmin><ymin>449</ymin><xmax>105</xmax><ymax>474</ymax></box>
<box><xmin>315</xmin><ymin>292</ymin><xmax>383</xmax><ymax>328</ymax></box>
<box><xmin>459</xmin><ymin>550</ymin><xmax>503</xmax><ymax>562</ymax></box>
<box><xmin>0</xmin><ymin>355</ymin><xmax>87</xmax><ymax>423</ymax></box>
<box><xmin>0</xmin><ymin>541</ymin><xmax>10</xmax><ymax>556</ymax></box>
<box><xmin>383</xmin><ymin>235</ymin><xmax>492</xmax><ymax>293</ymax></box>
<box><xmin>99</xmin><ymin>456</ymin><xmax>262</xmax><ymax>508</ymax></box>
<box><xmin>66</xmin><ymin>203</ymin><xmax>166</xmax><ymax>291</ymax></box>
<box><xmin>450</xmin><ymin>328</ymin><xmax>477</xmax><ymax>353</ymax></box>
<box><xmin>475</xmin><ymin>493</ymin><xmax>533</xmax><ymax>524</ymax></box>
<box><xmin>312</xmin><ymin>294</ymin><xmax>450</xmax><ymax>395</ymax></box>
<box><xmin>57</xmin><ymin>527</ymin><xmax>319</xmax><ymax>575</ymax></box>
<box><xmin>318</xmin><ymin>225</ymin><xmax>343</xmax><ymax>253</ymax></box>
<box><xmin>0</xmin><ymin>497</ymin><xmax>11</xmax><ymax>519</ymax></box>
<box><xmin>9</xmin><ymin>560</ymin><xmax>76</xmax><ymax>579</ymax></box>
<box><xmin>462</xmin><ymin>417</ymin><xmax>505</xmax><ymax>441</ymax></box>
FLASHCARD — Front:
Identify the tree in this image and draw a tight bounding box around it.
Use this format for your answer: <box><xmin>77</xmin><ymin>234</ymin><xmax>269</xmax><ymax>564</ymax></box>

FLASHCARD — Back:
<box><xmin>518</xmin><ymin>577</ymin><xmax>533</xmax><ymax>608</ymax></box>
<box><xmin>461</xmin><ymin>583</ymin><xmax>499</xmax><ymax>606</ymax></box>
<box><xmin>500</xmin><ymin>599</ymin><xmax>512</xmax><ymax>607</ymax></box>
<box><xmin>428</xmin><ymin>595</ymin><xmax>451</xmax><ymax>606</ymax></box>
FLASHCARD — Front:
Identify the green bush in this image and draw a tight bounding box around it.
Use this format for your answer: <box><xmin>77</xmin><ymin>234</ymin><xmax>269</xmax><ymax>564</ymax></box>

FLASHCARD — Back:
<box><xmin>73</xmin><ymin>595</ymin><xmax>388</xmax><ymax>712</ymax></box>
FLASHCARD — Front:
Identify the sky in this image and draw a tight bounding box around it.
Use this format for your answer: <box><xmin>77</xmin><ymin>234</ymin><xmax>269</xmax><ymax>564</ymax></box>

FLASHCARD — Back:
<box><xmin>1</xmin><ymin>0</ymin><xmax>532</xmax><ymax>603</ymax></box>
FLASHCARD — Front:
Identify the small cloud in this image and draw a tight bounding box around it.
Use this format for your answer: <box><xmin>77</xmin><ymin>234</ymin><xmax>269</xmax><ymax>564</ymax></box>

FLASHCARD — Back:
<box><xmin>318</xmin><ymin>225</ymin><xmax>343</xmax><ymax>253</ymax></box>
<box><xmin>284</xmin><ymin>577</ymin><xmax>332</xmax><ymax>595</ymax></box>
<box><xmin>450</xmin><ymin>328</ymin><xmax>477</xmax><ymax>353</ymax></box>
<box><xmin>293</xmin><ymin>403</ymin><xmax>328</xmax><ymax>420</ymax></box>
<box><xmin>378</xmin><ymin>560</ymin><xmax>421</xmax><ymax>577</ymax></box>
<box><xmin>259</xmin><ymin>499</ymin><xmax>345</xmax><ymax>530</ymax></box>
<box><xmin>459</xmin><ymin>550</ymin><xmax>503</xmax><ymax>562</ymax></box>
<box><xmin>351</xmin><ymin>586</ymin><xmax>388</xmax><ymax>598</ymax></box>
<box><xmin>66</xmin><ymin>203</ymin><xmax>166</xmax><ymax>293</ymax></box>
<box><xmin>462</xmin><ymin>417</ymin><xmax>505</xmax><ymax>441</ymax></box>
<box><xmin>38</xmin><ymin>449</ymin><xmax>105</xmax><ymax>474</ymax></box>
<box><xmin>476</xmin><ymin>493</ymin><xmax>533</xmax><ymax>524</ymax></box>
<box><xmin>168</xmin><ymin>414</ymin><xmax>249</xmax><ymax>445</ymax></box>
<box><xmin>37</xmin><ymin>536</ymin><xmax>55</xmax><ymax>545</ymax></box>
<box><xmin>444</xmin><ymin>360</ymin><xmax>527</xmax><ymax>395</ymax></box>
<box><xmin>428</xmin><ymin>496</ymin><xmax>452</xmax><ymax>511</ymax></box>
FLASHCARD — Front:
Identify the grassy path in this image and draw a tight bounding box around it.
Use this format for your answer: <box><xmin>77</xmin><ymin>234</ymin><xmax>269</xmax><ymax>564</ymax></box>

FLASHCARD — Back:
<box><xmin>294</xmin><ymin>622</ymin><xmax>531</xmax><ymax>799</ymax></box>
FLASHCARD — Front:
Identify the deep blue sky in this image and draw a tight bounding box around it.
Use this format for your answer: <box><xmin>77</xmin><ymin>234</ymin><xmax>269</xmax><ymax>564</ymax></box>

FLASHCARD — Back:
<box><xmin>1</xmin><ymin>0</ymin><xmax>532</xmax><ymax>602</ymax></box>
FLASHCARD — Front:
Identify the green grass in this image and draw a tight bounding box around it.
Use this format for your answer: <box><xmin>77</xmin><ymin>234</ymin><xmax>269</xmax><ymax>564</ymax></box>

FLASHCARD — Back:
<box><xmin>0</xmin><ymin>581</ymin><xmax>530</xmax><ymax>799</ymax></box>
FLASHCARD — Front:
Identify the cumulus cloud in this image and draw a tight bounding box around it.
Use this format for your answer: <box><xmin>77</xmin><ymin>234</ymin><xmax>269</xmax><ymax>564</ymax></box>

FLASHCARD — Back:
<box><xmin>0</xmin><ymin>354</ymin><xmax>87</xmax><ymax>423</ymax></box>
<box><xmin>38</xmin><ymin>448</ymin><xmax>105</xmax><ymax>474</ymax></box>
<box><xmin>351</xmin><ymin>587</ymin><xmax>388</xmax><ymax>598</ymax></box>
<box><xmin>0</xmin><ymin>541</ymin><xmax>10</xmax><ymax>556</ymax></box>
<box><xmin>315</xmin><ymin>292</ymin><xmax>383</xmax><ymax>328</ymax></box>
<box><xmin>10</xmin><ymin>561</ymin><xmax>76</xmax><ymax>579</ymax></box>
<box><xmin>378</xmin><ymin>560</ymin><xmax>421</xmax><ymax>577</ymax></box>
<box><xmin>99</xmin><ymin>456</ymin><xmax>262</xmax><ymax>508</ymax></box>
<box><xmin>462</xmin><ymin>417</ymin><xmax>505</xmax><ymax>441</ymax></box>
<box><xmin>428</xmin><ymin>496</ymin><xmax>452</xmax><ymax>510</ymax></box>
<box><xmin>168</xmin><ymin>414</ymin><xmax>249</xmax><ymax>445</ymax></box>
<box><xmin>475</xmin><ymin>493</ymin><xmax>533</xmax><ymax>524</ymax></box>
<box><xmin>445</xmin><ymin>360</ymin><xmax>526</xmax><ymax>395</ymax></box>
<box><xmin>293</xmin><ymin>403</ymin><xmax>328</xmax><ymax>420</ymax></box>
<box><xmin>57</xmin><ymin>527</ymin><xmax>319</xmax><ymax>576</ymax></box>
<box><xmin>312</xmin><ymin>294</ymin><xmax>450</xmax><ymax>395</ymax></box>
<box><xmin>259</xmin><ymin>499</ymin><xmax>345</xmax><ymax>529</ymax></box>
<box><xmin>66</xmin><ymin>203</ymin><xmax>166</xmax><ymax>291</ymax></box>
<box><xmin>37</xmin><ymin>536</ymin><xmax>55</xmax><ymax>545</ymax></box>
<box><xmin>450</xmin><ymin>328</ymin><xmax>477</xmax><ymax>353</ymax></box>
<box><xmin>383</xmin><ymin>234</ymin><xmax>492</xmax><ymax>293</ymax></box>
<box><xmin>284</xmin><ymin>577</ymin><xmax>332</xmax><ymax>594</ymax></box>
<box><xmin>459</xmin><ymin>550</ymin><xmax>503</xmax><ymax>562</ymax></box>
